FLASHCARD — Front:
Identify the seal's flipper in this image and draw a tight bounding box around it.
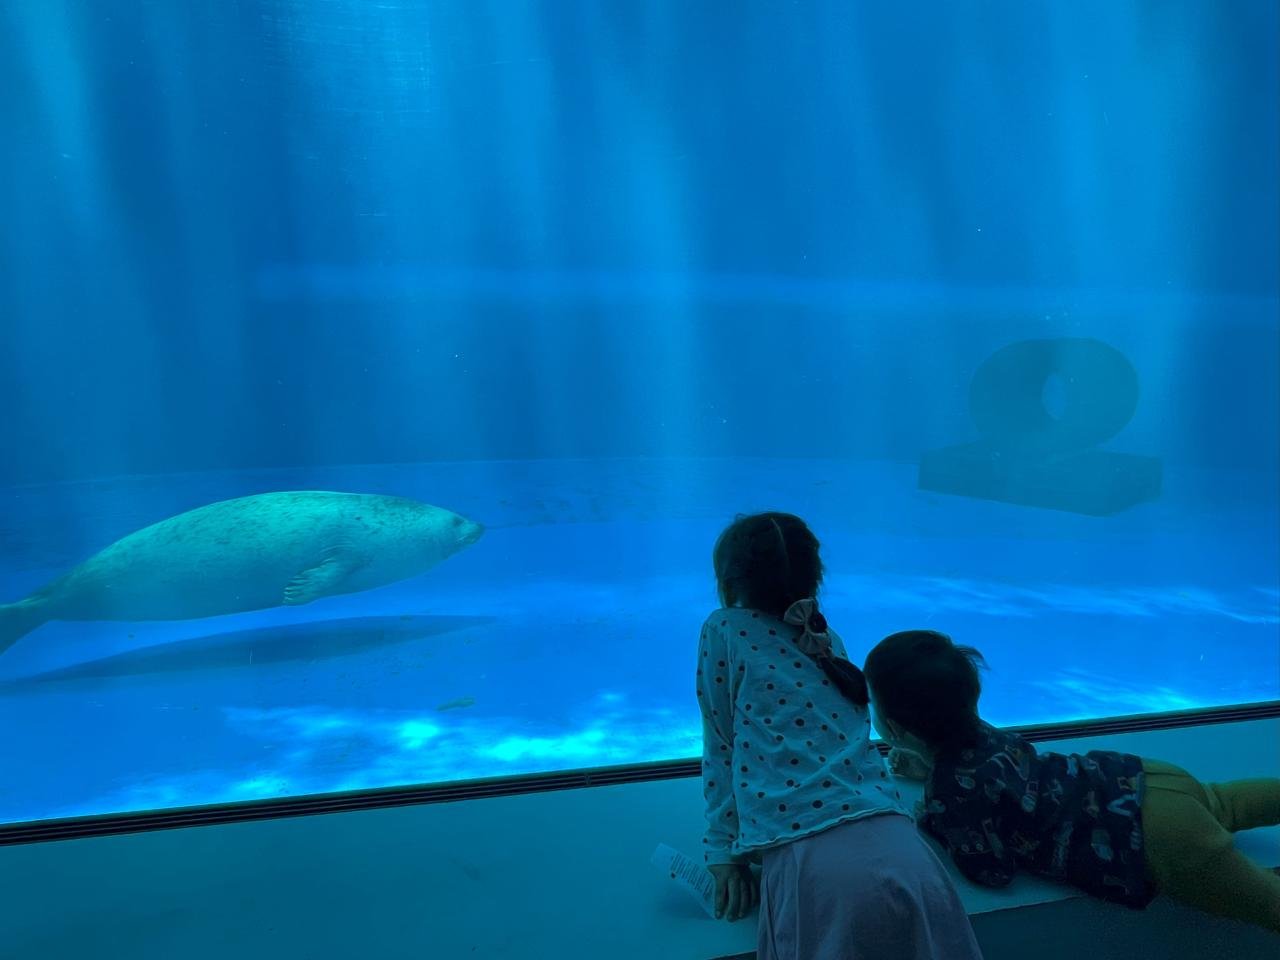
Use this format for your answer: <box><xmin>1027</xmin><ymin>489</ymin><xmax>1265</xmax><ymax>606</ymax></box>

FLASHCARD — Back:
<box><xmin>283</xmin><ymin>557</ymin><xmax>355</xmax><ymax>606</ymax></box>
<box><xmin>0</xmin><ymin>599</ymin><xmax>48</xmax><ymax>653</ymax></box>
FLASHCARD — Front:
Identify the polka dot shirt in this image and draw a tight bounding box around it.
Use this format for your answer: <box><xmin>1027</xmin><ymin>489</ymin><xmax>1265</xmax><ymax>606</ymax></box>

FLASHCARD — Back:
<box><xmin>697</xmin><ymin>606</ymin><xmax>906</xmax><ymax>864</ymax></box>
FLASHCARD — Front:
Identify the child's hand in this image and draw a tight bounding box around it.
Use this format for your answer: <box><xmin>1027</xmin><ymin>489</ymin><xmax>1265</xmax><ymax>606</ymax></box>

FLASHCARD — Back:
<box><xmin>707</xmin><ymin>862</ymin><xmax>758</xmax><ymax>922</ymax></box>
<box><xmin>888</xmin><ymin>748</ymin><xmax>932</xmax><ymax>780</ymax></box>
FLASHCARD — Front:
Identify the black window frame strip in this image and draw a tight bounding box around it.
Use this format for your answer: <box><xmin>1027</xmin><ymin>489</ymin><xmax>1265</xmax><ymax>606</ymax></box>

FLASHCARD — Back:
<box><xmin>2</xmin><ymin>699</ymin><xmax>1276</xmax><ymax>847</ymax></box>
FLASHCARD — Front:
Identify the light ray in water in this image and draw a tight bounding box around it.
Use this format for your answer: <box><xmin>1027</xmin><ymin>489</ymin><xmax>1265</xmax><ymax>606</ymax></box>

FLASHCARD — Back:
<box><xmin>1029</xmin><ymin>669</ymin><xmax>1205</xmax><ymax>719</ymax></box>
<box><xmin>824</xmin><ymin>575</ymin><xmax>1279</xmax><ymax>624</ymax></box>
<box><xmin>19</xmin><ymin>696</ymin><xmax>702</xmax><ymax>820</ymax></box>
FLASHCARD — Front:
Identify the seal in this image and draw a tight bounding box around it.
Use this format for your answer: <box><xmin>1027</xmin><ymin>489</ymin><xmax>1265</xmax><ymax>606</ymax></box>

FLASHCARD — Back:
<box><xmin>0</xmin><ymin>490</ymin><xmax>484</xmax><ymax>653</ymax></box>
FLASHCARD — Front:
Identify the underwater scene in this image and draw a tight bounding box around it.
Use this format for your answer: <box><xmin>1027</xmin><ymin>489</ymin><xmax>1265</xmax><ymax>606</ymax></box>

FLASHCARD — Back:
<box><xmin>0</xmin><ymin>2</ymin><xmax>1276</xmax><ymax>826</ymax></box>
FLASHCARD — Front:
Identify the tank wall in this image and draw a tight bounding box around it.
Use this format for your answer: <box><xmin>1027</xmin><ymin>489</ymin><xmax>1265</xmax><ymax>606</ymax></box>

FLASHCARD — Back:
<box><xmin>0</xmin><ymin>1</ymin><xmax>1275</xmax><ymax>826</ymax></box>
<box><xmin>0</xmin><ymin>1</ymin><xmax>1275</xmax><ymax>484</ymax></box>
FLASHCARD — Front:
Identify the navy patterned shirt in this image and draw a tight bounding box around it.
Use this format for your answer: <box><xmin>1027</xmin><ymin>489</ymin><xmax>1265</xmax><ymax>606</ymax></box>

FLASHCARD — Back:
<box><xmin>922</xmin><ymin>723</ymin><xmax>1152</xmax><ymax>908</ymax></box>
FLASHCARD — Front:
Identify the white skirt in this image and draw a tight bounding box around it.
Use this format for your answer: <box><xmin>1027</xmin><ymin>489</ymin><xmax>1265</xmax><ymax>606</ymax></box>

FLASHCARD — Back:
<box><xmin>758</xmin><ymin>813</ymin><xmax>984</xmax><ymax>960</ymax></box>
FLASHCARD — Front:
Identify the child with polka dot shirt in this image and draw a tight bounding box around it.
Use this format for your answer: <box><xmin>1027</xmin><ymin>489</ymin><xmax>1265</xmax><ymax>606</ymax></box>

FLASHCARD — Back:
<box><xmin>697</xmin><ymin>513</ymin><xmax>983</xmax><ymax>960</ymax></box>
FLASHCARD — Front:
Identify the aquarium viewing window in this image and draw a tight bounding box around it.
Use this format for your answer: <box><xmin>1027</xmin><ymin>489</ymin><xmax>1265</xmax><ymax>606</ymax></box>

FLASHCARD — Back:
<box><xmin>0</xmin><ymin>1</ymin><xmax>1276</xmax><ymax>839</ymax></box>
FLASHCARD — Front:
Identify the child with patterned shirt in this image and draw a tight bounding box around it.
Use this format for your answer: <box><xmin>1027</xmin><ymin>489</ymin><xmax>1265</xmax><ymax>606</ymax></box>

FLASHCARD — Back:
<box><xmin>864</xmin><ymin>629</ymin><xmax>1280</xmax><ymax>935</ymax></box>
<box><xmin>697</xmin><ymin>513</ymin><xmax>983</xmax><ymax>960</ymax></box>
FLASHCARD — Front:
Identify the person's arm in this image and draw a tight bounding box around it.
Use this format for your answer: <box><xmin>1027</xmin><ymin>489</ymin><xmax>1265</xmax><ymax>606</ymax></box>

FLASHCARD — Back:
<box><xmin>888</xmin><ymin>749</ymin><xmax>933</xmax><ymax>822</ymax></box>
<box><xmin>922</xmin><ymin>776</ymin><xmax>1019</xmax><ymax>888</ymax></box>
<box><xmin>697</xmin><ymin>622</ymin><xmax>741</xmax><ymax>865</ymax></box>
<box><xmin>697</xmin><ymin>622</ymin><xmax>757</xmax><ymax>920</ymax></box>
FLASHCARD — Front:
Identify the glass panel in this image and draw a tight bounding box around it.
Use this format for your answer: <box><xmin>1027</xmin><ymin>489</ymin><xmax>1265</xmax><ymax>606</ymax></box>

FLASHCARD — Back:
<box><xmin>1</xmin><ymin>1</ymin><xmax>1275</xmax><ymax>825</ymax></box>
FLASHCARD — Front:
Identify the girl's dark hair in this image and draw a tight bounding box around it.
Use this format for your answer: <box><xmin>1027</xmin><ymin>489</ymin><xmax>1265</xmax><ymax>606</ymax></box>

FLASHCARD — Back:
<box><xmin>713</xmin><ymin>512</ymin><xmax>822</xmax><ymax>618</ymax></box>
<box><xmin>713</xmin><ymin>512</ymin><xmax>868</xmax><ymax>705</ymax></box>
<box><xmin>863</xmin><ymin>631</ymin><xmax>988</xmax><ymax>749</ymax></box>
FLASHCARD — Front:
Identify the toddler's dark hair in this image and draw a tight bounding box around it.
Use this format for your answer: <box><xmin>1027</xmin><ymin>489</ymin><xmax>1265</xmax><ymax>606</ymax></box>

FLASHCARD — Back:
<box><xmin>713</xmin><ymin>513</ymin><xmax>869</xmax><ymax>706</ymax></box>
<box><xmin>864</xmin><ymin>631</ymin><xmax>988</xmax><ymax>749</ymax></box>
<box><xmin>713</xmin><ymin>512</ymin><xmax>822</xmax><ymax>618</ymax></box>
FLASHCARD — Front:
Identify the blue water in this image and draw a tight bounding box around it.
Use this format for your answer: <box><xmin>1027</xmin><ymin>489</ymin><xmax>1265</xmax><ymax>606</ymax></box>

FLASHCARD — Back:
<box><xmin>0</xmin><ymin>2</ymin><xmax>1277</xmax><ymax>825</ymax></box>
<box><xmin>0</xmin><ymin>458</ymin><xmax>1275</xmax><ymax>823</ymax></box>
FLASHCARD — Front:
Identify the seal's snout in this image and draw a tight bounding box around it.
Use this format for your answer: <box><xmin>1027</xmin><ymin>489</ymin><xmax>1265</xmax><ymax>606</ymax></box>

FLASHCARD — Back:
<box><xmin>457</xmin><ymin>517</ymin><xmax>485</xmax><ymax>548</ymax></box>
